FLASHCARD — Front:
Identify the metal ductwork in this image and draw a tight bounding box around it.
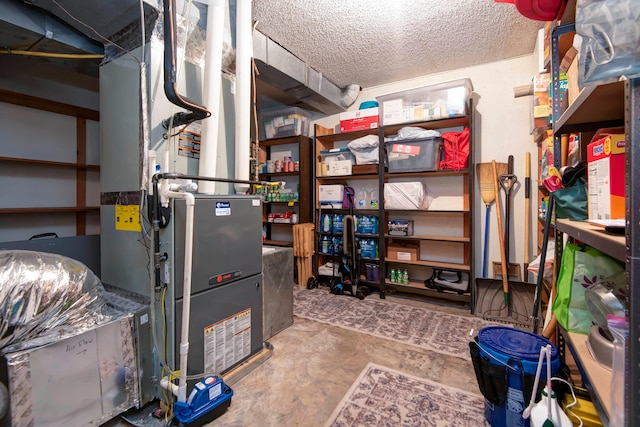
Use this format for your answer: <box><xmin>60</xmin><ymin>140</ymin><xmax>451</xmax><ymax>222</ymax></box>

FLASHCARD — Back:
<box><xmin>253</xmin><ymin>30</ymin><xmax>360</xmax><ymax>115</ymax></box>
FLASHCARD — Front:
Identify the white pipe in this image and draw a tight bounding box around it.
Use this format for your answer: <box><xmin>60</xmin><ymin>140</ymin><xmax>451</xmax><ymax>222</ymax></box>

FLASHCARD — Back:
<box><xmin>160</xmin><ymin>376</ymin><xmax>180</xmax><ymax>397</ymax></box>
<box><xmin>234</xmin><ymin>0</ymin><xmax>252</xmax><ymax>194</ymax></box>
<box><xmin>198</xmin><ymin>0</ymin><xmax>226</xmax><ymax>195</ymax></box>
<box><xmin>166</xmin><ymin>190</ymin><xmax>195</xmax><ymax>403</ymax></box>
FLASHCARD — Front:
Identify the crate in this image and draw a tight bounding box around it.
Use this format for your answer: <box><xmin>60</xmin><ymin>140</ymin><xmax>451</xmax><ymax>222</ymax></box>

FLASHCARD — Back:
<box><xmin>386</xmin><ymin>136</ymin><xmax>443</xmax><ymax>173</ymax></box>
<box><xmin>377</xmin><ymin>78</ymin><xmax>473</xmax><ymax>125</ymax></box>
<box><xmin>260</xmin><ymin>106</ymin><xmax>311</xmax><ymax>140</ymax></box>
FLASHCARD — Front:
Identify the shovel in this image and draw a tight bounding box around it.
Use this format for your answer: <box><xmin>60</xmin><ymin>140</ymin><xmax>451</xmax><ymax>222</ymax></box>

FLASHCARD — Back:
<box><xmin>493</xmin><ymin>160</ymin><xmax>510</xmax><ymax>307</ymax></box>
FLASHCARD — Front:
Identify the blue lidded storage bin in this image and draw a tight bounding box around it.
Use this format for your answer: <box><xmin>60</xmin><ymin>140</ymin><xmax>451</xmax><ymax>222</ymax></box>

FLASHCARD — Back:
<box><xmin>476</xmin><ymin>326</ymin><xmax>561</xmax><ymax>427</ymax></box>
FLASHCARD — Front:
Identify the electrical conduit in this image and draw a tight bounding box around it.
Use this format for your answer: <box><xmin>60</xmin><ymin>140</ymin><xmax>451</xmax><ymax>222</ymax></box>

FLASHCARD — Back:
<box><xmin>198</xmin><ymin>0</ymin><xmax>226</xmax><ymax>194</ymax></box>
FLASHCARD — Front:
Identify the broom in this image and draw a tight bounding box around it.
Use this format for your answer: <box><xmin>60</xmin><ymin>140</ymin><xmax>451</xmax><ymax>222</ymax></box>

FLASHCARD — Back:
<box><xmin>476</xmin><ymin>162</ymin><xmax>508</xmax><ymax>277</ymax></box>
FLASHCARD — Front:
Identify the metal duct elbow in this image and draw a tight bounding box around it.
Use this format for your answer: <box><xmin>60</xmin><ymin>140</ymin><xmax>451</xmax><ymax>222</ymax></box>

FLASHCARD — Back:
<box><xmin>340</xmin><ymin>84</ymin><xmax>361</xmax><ymax>109</ymax></box>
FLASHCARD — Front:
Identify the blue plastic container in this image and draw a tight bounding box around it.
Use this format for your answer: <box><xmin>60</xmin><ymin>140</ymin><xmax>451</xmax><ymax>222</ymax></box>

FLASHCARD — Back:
<box><xmin>477</xmin><ymin>326</ymin><xmax>561</xmax><ymax>427</ymax></box>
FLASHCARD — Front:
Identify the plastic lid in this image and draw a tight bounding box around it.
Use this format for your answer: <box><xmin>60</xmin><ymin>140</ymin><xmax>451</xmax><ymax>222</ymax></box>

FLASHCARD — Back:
<box><xmin>478</xmin><ymin>326</ymin><xmax>558</xmax><ymax>361</ymax></box>
<box><xmin>359</xmin><ymin>101</ymin><xmax>379</xmax><ymax>110</ymax></box>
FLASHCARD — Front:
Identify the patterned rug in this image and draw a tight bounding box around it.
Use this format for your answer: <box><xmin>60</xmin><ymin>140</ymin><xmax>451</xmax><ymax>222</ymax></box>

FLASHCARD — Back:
<box><xmin>325</xmin><ymin>363</ymin><xmax>489</xmax><ymax>427</ymax></box>
<box><xmin>293</xmin><ymin>288</ymin><xmax>506</xmax><ymax>361</ymax></box>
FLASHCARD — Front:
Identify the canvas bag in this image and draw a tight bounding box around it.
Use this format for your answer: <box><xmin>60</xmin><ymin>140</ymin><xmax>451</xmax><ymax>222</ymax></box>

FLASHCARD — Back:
<box><xmin>552</xmin><ymin>243</ymin><xmax>624</xmax><ymax>334</ymax></box>
<box><xmin>439</xmin><ymin>127</ymin><xmax>470</xmax><ymax>171</ymax></box>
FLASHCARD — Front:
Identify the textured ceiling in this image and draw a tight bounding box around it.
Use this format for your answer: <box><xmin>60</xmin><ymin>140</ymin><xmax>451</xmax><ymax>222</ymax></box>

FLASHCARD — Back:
<box><xmin>252</xmin><ymin>0</ymin><xmax>544</xmax><ymax>89</ymax></box>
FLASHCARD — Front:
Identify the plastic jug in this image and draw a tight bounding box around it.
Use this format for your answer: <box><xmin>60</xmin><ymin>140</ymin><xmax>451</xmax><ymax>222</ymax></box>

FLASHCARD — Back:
<box><xmin>369</xmin><ymin>189</ymin><xmax>379</xmax><ymax>209</ymax></box>
<box><xmin>356</xmin><ymin>189</ymin><xmax>368</xmax><ymax>209</ymax></box>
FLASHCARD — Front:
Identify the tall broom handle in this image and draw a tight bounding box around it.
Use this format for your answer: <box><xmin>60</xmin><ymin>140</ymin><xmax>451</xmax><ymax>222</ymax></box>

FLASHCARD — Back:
<box><xmin>483</xmin><ymin>205</ymin><xmax>490</xmax><ymax>278</ymax></box>
<box><xmin>524</xmin><ymin>152</ymin><xmax>531</xmax><ymax>279</ymax></box>
<box><xmin>493</xmin><ymin>161</ymin><xmax>509</xmax><ymax>307</ymax></box>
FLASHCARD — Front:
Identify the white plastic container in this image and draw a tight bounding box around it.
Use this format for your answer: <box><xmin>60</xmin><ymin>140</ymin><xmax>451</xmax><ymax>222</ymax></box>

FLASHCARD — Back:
<box><xmin>377</xmin><ymin>78</ymin><xmax>473</xmax><ymax>125</ymax></box>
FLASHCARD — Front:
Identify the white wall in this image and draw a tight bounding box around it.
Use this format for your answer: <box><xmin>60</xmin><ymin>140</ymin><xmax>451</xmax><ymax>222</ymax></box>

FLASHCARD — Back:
<box><xmin>314</xmin><ymin>54</ymin><xmax>539</xmax><ymax>280</ymax></box>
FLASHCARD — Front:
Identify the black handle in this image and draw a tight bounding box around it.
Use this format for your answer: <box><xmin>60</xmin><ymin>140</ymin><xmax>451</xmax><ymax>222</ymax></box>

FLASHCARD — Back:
<box><xmin>29</xmin><ymin>232</ymin><xmax>58</xmax><ymax>240</ymax></box>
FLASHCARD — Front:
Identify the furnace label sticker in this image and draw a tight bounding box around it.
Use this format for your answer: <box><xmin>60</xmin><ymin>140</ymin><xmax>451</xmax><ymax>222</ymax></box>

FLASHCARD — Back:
<box><xmin>115</xmin><ymin>204</ymin><xmax>142</xmax><ymax>232</ymax></box>
<box><xmin>215</xmin><ymin>201</ymin><xmax>231</xmax><ymax>216</ymax></box>
<box><xmin>177</xmin><ymin>124</ymin><xmax>201</xmax><ymax>159</ymax></box>
<box><xmin>203</xmin><ymin>308</ymin><xmax>251</xmax><ymax>374</ymax></box>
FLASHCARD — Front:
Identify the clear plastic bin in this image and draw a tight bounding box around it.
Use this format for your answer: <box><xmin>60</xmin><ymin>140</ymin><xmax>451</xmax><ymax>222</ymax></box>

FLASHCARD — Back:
<box><xmin>386</xmin><ymin>137</ymin><xmax>443</xmax><ymax>173</ymax></box>
<box><xmin>377</xmin><ymin>78</ymin><xmax>473</xmax><ymax>125</ymax></box>
<box><xmin>260</xmin><ymin>106</ymin><xmax>311</xmax><ymax>139</ymax></box>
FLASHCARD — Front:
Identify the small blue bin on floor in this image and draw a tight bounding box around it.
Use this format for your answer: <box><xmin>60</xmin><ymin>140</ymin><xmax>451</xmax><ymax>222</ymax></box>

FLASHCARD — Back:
<box><xmin>477</xmin><ymin>326</ymin><xmax>561</xmax><ymax>427</ymax></box>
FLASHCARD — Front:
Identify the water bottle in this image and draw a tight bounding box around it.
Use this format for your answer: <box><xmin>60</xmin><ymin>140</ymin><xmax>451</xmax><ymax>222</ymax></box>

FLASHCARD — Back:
<box><xmin>321</xmin><ymin>236</ymin><xmax>330</xmax><ymax>254</ymax></box>
<box><xmin>322</xmin><ymin>214</ymin><xmax>331</xmax><ymax>232</ymax></box>
<box><xmin>390</xmin><ymin>269</ymin><xmax>397</xmax><ymax>283</ymax></box>
<box><xmin>369</xmin><ymin>188</ymin><xmax>379</xmax><ymax>209</ymax></box>
<box><xmin>356</xmin><ymin>189</ymin><xmax>367</xmax><ymax>209</ymax></box>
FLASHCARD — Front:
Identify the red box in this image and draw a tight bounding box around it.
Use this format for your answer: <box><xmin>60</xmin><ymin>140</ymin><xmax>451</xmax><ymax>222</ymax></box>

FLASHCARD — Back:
<box><xmin>340</xmin><ymin>108</ymin><xmax>379</xmax><ymax>133</ymax></box>
<box><xmin>587</xmin><ymin>131</ymin><xmax>626</xmax><ymax>220</ymax></box>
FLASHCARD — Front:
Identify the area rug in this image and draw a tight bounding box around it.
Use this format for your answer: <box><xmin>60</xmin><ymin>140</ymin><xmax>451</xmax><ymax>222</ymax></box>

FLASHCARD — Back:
<box><xmin>293</xmin><ymin>288</ymin><xmax>507</xmax><ymax>361</ymax></box>
<box><xmin>325</xmin><ymin>363</ymin><xmax>489</xmax><ymax>427</ymax></box>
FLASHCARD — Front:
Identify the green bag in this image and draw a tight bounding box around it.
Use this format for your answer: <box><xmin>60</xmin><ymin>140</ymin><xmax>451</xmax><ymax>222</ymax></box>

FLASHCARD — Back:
<box><xmin>551</xmin><ymin>182</ymin><xmax>588</xmax><ymax>221</ymax></box>
<box><xmin>552</xmin><ymin>243</ymin><xmax>624</xmax><ymax>334</ymax></box>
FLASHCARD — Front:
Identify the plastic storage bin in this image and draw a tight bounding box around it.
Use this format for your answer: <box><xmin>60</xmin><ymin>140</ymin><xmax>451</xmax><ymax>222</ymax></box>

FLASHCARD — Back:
<box><xmin>260</xmin><ymin>106</ymin><xmax>311</xmax><ymax>140</ymax></box>
<box><xmin>320</xmin><ymin>147</ymin><xmax>355</xmax><ymax>176</ymax></box>
<box><xmin>377</xmin><ymin>78</ymin><xmax>473</xmax><ymax>125</ymax></box>
<box><xmin>386</xmin><ymin>137</ymin><xmax>443</xmax><ymax>173</ymax></box>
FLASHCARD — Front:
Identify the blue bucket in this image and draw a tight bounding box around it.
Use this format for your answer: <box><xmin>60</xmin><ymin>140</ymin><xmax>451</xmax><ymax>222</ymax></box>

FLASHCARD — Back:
<box><xmin>477</xmin><ymin>326</ymin><xmax>560</xmax><ymax>427</ymax></box>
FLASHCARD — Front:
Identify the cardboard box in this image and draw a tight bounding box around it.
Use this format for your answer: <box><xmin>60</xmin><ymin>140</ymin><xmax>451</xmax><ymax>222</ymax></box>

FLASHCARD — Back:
<box><xmin>587</xmin><ymin>132</ymin><xmax>626</xmax><ymax>220</ymax></box>
<box><xmin>340</xmin><ymin>108</ymin><xmax>379</xmax><ymax>132</ymax></box>
<box><xmin>387</xmin><ymin>242</ymin><xmax>420</xmax><ymax>262</ymax></box>
<box><xmin>388</xmin><ymin>219</ymin><xmax>414</xmax><ymax>236</ymax></box>
<box><xmin>533</xmin><ymin>73</ymin><xmax>550</xmax><ymax>130</ymax></box>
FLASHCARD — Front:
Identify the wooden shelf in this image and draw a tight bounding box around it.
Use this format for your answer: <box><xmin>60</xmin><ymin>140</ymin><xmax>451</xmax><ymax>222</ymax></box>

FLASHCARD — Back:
<box><xmin>384</xmin><ymin>280</ymin><xmax>471</xmax><ymax>303</ymax></box>
<box><xmin>0</xmin><ymin>156</ymin><xmax>100</xmax><ymax>170</ymax></box>
<box><xmin>313</xmin><ymin>108</ymin><xmax>475</xmax><ymax>302</ymax></box>
<box><xmin>263</xmin><ymin>239</ymin><xmax>293</xmax><ymax>247</ymax></box>
<box><xmin>385</xmin><ymin>234</ymin><xmax>470</xmax><ymax>243</ymax></box>
<box><xmin>555</xmin><ymin>219</ymin><xmax>625</xmax><ymax>261</ymax></box>
<box><xmin>257</xmin><ymin>136</ymin><xmax>305</xmax><ymax>147</ymax></box>
<box><xmin>259</xmin><ymin>171</ymin><xmax>299</xmax><ymax>178</ymax></box>
<box><xmin>385</xmin><ymin>209</ymin><xmax>470</xmax><ymax>214</ymax></box>
<box><xmin>381</xmin><ymin>116</ymin><xmax>470</xmax><ymax>135</ymax></box>
<box><xmin>385</xmin><ymin>258</ymin><xmax>470</xmax><ymax>272</ymax></box>
<box><xmin>316</xmin><ymin>173</ymin><xmax>379</xmax><ymax>180</ymax></box>
<box><xmin>0</xmin><ymin>206</ymin><xmax>100</xmax><ymax>214</ymax></box>
<box><xmin>385</xmin><ymin>169</ymin><xmax>469</xmax><ymax>178</ymax></box>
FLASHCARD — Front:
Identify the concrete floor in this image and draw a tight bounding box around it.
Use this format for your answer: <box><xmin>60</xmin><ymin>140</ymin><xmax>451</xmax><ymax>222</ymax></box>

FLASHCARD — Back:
<box><xmin>208</xmin><ymin>291</ymin><xmax>480</xmax><ymax>427</ymax></box>
<box><xmin>104</xmin><ymin>290</ymin><xmax>481</xmax><ymax>427</ymax></box>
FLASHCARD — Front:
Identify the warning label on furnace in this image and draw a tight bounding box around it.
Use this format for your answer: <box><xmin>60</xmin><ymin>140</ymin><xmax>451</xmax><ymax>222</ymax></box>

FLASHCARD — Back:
<box><xmin>203</xmin><ymin>308</ymin><xmax>251</xmax><ymax>374</ymax></box>
<box><xmin>177</xmin><ymin>123</ymin><xmax>201</xmax><ymax>159</ymax></box>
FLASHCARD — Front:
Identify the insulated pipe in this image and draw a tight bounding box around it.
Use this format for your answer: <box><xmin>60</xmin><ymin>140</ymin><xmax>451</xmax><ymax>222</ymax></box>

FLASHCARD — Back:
<box><xmin>167</xmin><ymin>190</ymin><xmax>195</xmax><ymax>403</ymax></box>
<box><xmin>198</xmin><ymin>0</ymin><xmax>226</xmax><ymax>194</ymax></box>
<box><xmin>234</xmin><ymin>0</ymin><xmax>252</xmax><ymax>194</ymax></box>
